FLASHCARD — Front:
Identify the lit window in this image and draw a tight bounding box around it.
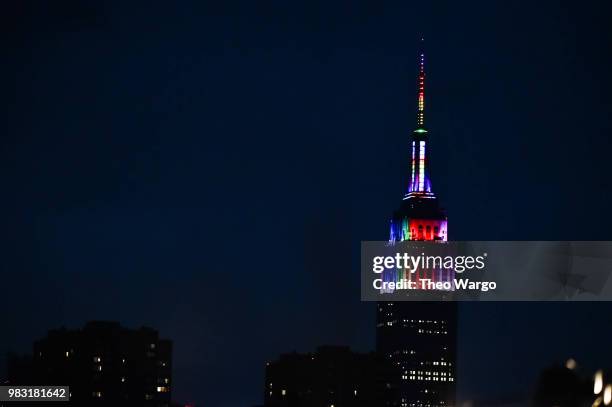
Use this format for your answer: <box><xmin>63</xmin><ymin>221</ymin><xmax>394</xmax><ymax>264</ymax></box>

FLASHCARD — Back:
<box><xmin>93</xmin><ymin>391</ymin><xmax>102</xmax><ymax>398</ymax></box>
<box><xmin>156</xmin><ymin>386</ymin><xmax>169</xmax><ymax>393</ymax></box>
<box><xmin>281</xmin><ymin>389</ymin><xmax>286</xmax><ymax>396</ymax></box>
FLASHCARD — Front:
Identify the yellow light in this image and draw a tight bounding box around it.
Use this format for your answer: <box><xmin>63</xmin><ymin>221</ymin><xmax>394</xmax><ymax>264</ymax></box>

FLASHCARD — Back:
<box><xmin>565</xmin><ymin>358</ymin><xmax>576</xmax><ymax>370</ymax></box>
<box><xmin>595</xmin><ymin>370</ymin><xmax>604</xmax><ymax>394</ymax></box>
<box><xmin>604</xmin><ymin>385</ymin><xmax>612</xmax><ymax>405</ymax></box>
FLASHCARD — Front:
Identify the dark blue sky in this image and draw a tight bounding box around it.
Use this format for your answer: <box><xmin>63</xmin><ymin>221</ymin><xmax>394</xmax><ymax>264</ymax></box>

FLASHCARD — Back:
<box><xmin>2</xmin><ymin>1</ymin><xmax>612</xmax><ymax>406</ymax></box>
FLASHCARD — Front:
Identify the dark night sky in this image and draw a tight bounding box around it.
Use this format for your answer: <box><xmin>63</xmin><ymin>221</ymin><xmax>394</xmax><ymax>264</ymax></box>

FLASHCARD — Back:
<box><xmin>2</xmin><ymin>1</ymin><xmax>612</xmax><ymax>406</ymax></box>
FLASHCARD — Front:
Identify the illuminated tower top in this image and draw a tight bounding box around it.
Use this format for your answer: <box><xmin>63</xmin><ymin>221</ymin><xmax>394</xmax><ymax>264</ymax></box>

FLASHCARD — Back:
<box><xmin>406</xmin><ymin>39</ymin><xmax>434</xmax><ymax>198</ymax></box>
<box><xmin>390</xmin><ymin>40</ymin><xmax>447</xmax><ymax>243</ymax></box>
<box><xmin>416</xmin><ymin>40</ymin><xmax>426</xmax><ymax>129</ymax></box>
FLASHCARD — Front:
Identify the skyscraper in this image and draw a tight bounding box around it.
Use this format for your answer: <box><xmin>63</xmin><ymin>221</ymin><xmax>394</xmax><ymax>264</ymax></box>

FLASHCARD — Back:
<box><xmin>376</xmin><ymin>43</ymin><xmax>458</xmax><ymax>407</ymax></box>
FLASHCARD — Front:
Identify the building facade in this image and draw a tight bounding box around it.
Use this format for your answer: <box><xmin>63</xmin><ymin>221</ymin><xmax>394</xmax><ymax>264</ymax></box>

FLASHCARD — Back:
<box><xmin>376</xmin><ymin>44</ymin><xmax>458</xmax><ymax>407</ymax></box>
<box><xmin>8</xmin><ymin>321</ymin><xmax>172</xmax><ymax>407</ymax></box>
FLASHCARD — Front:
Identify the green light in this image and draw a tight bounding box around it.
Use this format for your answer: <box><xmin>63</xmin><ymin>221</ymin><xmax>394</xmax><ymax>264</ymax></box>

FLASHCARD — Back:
<box><xmin>414</xmin><ymin>128</ymin><xmax>428</xmax><ymax>133</ymax></box>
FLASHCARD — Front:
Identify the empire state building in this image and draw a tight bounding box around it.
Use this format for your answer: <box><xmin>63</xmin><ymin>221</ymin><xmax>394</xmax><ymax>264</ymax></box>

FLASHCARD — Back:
<box><xmin>376</xmin><ymin>44</ymin><xmax>458</xmax><ymax>407</ymax></box>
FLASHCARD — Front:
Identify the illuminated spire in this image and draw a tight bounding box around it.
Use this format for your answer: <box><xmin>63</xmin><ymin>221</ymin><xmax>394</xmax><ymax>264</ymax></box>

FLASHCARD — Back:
<box><xmin>416</xmin><ymin>37</ymin><xmax>426</xmax><ymax>130</ymax></box>
<box><xmin>406</xmin><ymin>38</ymin><xmax>434</xmax><ymax>198</ymax></box>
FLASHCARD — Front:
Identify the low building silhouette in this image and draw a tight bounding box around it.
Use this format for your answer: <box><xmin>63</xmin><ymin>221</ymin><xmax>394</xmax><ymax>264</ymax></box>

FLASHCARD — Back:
<box><xmin>7</xmin><ymin>321</ymin><xmax>172</xmax><ymax>407</ymax></box>
<box><xmin>531</xmin><ymin>363</ymin><xmax>594</xmax><ymax>407</ymax></box>
<box><xmin>264</xmin><ymin>345</ymin><xmax>399</xmax><ymax>407</ymax></box>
